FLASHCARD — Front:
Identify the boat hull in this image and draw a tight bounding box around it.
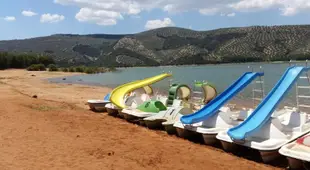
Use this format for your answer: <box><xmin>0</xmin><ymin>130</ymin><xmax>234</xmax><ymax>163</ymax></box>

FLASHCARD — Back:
<box><xmin>202</xmin><ymin>134</ymin><xmax>218</xmax><ymax>145</ymax></box>
<box><xmin>117</xmin><ymin>110</ymin><xmax>126</xmax><ymax>119</ymax></box>
<box><xmin>286</xmin><ymin>157</ymin><xmax>304</xmax><ymax>169</ymax></box>
<box><xmin>220</xmin><ymin>141</ymin><xmax>238</xmax><ymax>152</ymax></box>
<box><xmin>106</xmin><ymin>107</ymin><xmax>120</xmax><ymax>117</ymax></box>
<box><xmin>88</xmin><ymin>103</ymin><xmax>108</xmax><ymax>112</ymax></box>
<box><xmin>259</xmin><ymin>150</ymin><xmax>281</xmax><ymax>163</ymax></box>
<box><xmin>123</xmin><ymin>113</ymin><xmax>140</xmax><ymax>122</ymax></box>
<box><xmin>163</xmin><ymin>124</ymin><xmax>177</xmax><ymax>135</ymax></box>
<box><xmin>176</xmin><ymin>127</ymin><xmax>203</xmax><ymax>142</ymax></box>
<box><xmin>144</xmin><ymin>119</ymin><xmax>165</xmax><ymax>130</ymax></box>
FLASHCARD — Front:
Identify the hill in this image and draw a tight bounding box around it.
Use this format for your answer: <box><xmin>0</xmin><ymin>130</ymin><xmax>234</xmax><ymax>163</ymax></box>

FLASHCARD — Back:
<box><xmin>1</xmin><ymin>25</ymin><xmax>310</xmax><ymax>67</ymax></box>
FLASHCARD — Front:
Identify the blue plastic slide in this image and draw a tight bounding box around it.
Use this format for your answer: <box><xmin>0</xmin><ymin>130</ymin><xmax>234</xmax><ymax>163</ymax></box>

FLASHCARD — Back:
<box><xmin>104</xmin><ymin>93</ymin><xmax>111</xmax><ymax>101</ymax></box>
<box><xmin>181</xmin><ymin>72</ymin><xmax>264</xmax><ymax>124</ymax></box>
<box><xmin>228</xmin><ymin>66</ymin><xmax>310</xmax><ymax>141</ymax></box>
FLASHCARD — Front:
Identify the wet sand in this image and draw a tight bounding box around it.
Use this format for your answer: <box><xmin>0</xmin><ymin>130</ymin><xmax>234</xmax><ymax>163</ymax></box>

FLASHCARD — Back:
<box><xmin>0</xmin><ymin>69</ymin><xmax>282</xmax><ymax>170</ymax></box>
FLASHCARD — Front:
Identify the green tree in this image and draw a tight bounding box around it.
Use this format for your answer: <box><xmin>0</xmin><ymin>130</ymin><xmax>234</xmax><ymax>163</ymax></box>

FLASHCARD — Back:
<box><xmin>68</xmin><ymin>67</ymin><xmax>75</xmax><ymax>72</ymax></box>
<box><xmin>48</xmin><ymin>64</ymin><xmax>58</xmax><ymax>71</ymax></box>
<box><xmin>0</xmin><ymin>56</ymin><xmax>8</xmax><ymax>70</ymax></box>
<box><xmin>75</xmin><ymin>66</ymin><xmax>85</xmax><ymax>72</ymax></box>
<box><xmin>38</xmin><ymin>56</ymin><xmax>54</xmax><ymax>66</ymax></box>
<box><xmin>61</xmin><ymin>68</ymin><xmax>68</xmax><ymax>72</ymax></box>
<box><xmin>27</xmin><ymin>64</ymin><xmax>46</xmax><ymax>71</ymax></box>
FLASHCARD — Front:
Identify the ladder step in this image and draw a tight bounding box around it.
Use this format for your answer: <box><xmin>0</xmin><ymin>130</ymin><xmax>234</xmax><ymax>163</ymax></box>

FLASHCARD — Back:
<box><xmin>255</xmin><ymin>81</ymin><xmax>264</xmax><ymax>83</ymax></box>
<box><xmin>300</xmin><ymin>76</ymin><xmax>308</xmax><ymax>79</ymax></box>
<box><xmin>192</xmin><ymin>97</ymin><xmax>202</xmax><ymax>100</ymax></box>
<box><xmin>298</xmin><ymin>95</ymin><xmax>310</xmax><ymax>99</ymax></box>
<box><xmin>253</xmin><ymin>89</ymin><xmax>263</xmax><ymax>92</ymax></box>
<box><xmin>299</xmin><ymin>104</ymin><xmax>310</xmax><ymax>108</ymax></box>
<box><xmin>297</xmin><ymin>86</ymin><xmax>310</xmax><ymax>89</ymax></box>
<box><xmin>253</xmin><ymin>98</ymin><xmax>262</xmax><ymax>101</ymax></box>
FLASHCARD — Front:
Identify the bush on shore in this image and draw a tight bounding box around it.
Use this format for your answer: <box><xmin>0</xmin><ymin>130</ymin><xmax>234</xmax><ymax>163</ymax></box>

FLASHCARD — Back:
<box><xmin>68</xmin><ymin>67</ymin><xmax>75</xmax><ymax>72</ymax></box>
<box><xmin>61</xmin><ymin>68</ymin><xmax>68</xmax><ymax>72</ymax></box>
<box><xmin>54</xmin><ymin>65</ymin><xmax>118</xmax><ymax>74</ymax></box>
<box><xmin>26</xmin><ymin>64</ymin><xmax>46</xmax><ymax>71</ymax></box>
<box><xmin>48</xmin><ymin>64</ymin><xmax>58</xmax><ymax>71</ymax></box>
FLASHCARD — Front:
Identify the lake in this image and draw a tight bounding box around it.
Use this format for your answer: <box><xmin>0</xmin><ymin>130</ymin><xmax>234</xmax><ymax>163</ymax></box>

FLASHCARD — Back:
<box><xmin>48</xmin><ymin>62</ymin><xmax>310</xmax><ymax>109</ymax></box>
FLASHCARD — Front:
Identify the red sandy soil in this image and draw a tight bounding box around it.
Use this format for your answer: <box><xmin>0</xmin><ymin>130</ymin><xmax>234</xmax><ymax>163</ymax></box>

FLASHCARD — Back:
<box><xmin>0</xmin><ymin>69</ymin><xmax>282</xmax><ymax>170</ymax></box>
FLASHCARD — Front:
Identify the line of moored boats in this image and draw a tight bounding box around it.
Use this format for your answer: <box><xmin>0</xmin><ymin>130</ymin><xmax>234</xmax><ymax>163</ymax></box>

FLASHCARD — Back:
<box><xmin>87</xmin><ymin>63</ymin><xmax>310</xmax><ymax>170</ymax></box>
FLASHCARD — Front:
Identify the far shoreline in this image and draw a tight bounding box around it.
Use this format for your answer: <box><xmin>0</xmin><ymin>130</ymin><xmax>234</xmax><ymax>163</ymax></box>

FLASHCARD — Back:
<box><xmin>115</xmin><ymin>60</ymin><xmax>304</xmax><ymax>69</ymax></box>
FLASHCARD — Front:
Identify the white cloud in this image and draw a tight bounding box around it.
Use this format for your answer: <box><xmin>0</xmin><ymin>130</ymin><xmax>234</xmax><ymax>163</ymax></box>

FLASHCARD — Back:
<box><xmin>145</xmin><ymin>18</ymin><xmax>174</xmax><ymax>30</ymax></box>
<box><xmin>54</xmin><ymin>0</ymin><xmax>237</xmax><ymax>25</ymax></box>
<box><xmin>3</xmin><ymin>16</ymin><xmax>16</xmax><ymax>21</ymax></box>
<box><xmin>280</xmin><ymin>7</ymin><xmax>297</xmax><ymax>16</ymax></box>
<box><xmin>229</xmin><ymin>0</ymin><xmax>277</xmax><ymax>11</ymax></box>
<box><xmin>53</xmin><ymin>0</ymin><xmax>310</xmax><ymax>26</ymax></box>
<box><xmin>199</xmin><ymin>8</ymin><xmax>219</xmax><ymax>15</ymax></box>
<box><xmin>40</xmin><ymin>13</ymin><xmax>65</xmax><ymax>23</ymax></box>
<box><xmin>229</xmin><ymin>0</ymin><xmax>310</xmax><ymax>15</ymax></box>
<box><xmin>22</xmin><ymin>10</ymin><xmax>38</xmax><ymax>17</ymax></box>
<box><xmin>128</xmin><ymin>4</ymin><xmax>141</xmax><ymax>15</ymax></box>
<box><xmin>75</xmin><ymin>8</ymin><xmax>123</xmax><ymax>25</ymax></box>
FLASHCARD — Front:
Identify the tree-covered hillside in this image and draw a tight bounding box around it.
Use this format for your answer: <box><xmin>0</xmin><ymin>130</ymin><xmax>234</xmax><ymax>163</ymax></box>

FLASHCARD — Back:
<box><xmin>1</xmin><ymin>25</ymin><xmax>310</xmax><ymax>67</ymax></box>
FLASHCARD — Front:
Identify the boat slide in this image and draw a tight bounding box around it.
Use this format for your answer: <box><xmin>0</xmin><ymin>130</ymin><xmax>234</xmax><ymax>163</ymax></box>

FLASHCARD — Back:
<box><xmin>173</xmin><ymin>72</ymin><xmax>264</xmax><ymax>143</ymax></box>
<box><xmin>105</xmin><ymin>78</ymin><xmax>152</xmax><ymax>115</ymax></box>
<box><xmin>110</xmin><ymin>73</ymin><xmax>172</xmax><ymax>109</ymax></box>
<box><xmin>105</xmin><ymin>73</ymin><xmax>171</xmax><ymax>116</ymax></box>
<box><xmin>105</xmin><ymin>90</ymin><xmax>152</xmax><ymax>116</ymax></box>
<box><xmin>216</xmin><ymin>66</ymin><xmax>310</xmax><ymax>163</ymax></box>
<box><xmin>96</xmin><ymin>78</ymin><xmax>148</xmax><ymax>112</ymax></box>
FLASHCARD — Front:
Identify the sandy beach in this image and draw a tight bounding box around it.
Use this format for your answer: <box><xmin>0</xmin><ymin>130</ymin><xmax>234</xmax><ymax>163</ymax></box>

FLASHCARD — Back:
<box><xmin>0</xmin><ymin>69</ymin><xmax>282</xmax><ymax>170</ymax></box>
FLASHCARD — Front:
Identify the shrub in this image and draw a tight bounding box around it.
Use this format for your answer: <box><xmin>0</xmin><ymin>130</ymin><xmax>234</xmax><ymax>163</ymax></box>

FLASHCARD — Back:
<box><xmin>48</xmin><ymin>64</ymin><xmax>58</xmax><ymax>71</ymax></box>
<box><xmin>68</xmin><ymin>67</ymin><xmax>75</xmax><ymax>72</ymax></box>
<box><xmin>27</xmin><ymin>64</ymin><xmax>46</xmax><ymax>71</ymax></box>
<box><xmin>60</xmin><ymin>66</ymin><xmax>115</xmax><ymax>74</ymax></box>
<box><xmin>75</xmin><ymin>66</ymin><xmax>85</xmax><ymax>73</ymax></box>
<box><xmin>107</xmin><ymin>66</ymin><xmax>117</xmax><ymax>72</ymax></box>
<box><xmin>61</xmin><ymin>68</ymin><xmax>68</xmax><ymax>72</ymax></box>
<box><xmin>84</xmin><ymin>67</ymin><xmax>96</xmax><ymax>74</ymax></box>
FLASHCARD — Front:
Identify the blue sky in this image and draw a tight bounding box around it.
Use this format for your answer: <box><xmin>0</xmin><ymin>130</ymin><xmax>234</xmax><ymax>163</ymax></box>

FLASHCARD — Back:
<box><xmin>1</xmin><ymin>0</ymin><xmax>310</xmax><ymax>40</ymax></box>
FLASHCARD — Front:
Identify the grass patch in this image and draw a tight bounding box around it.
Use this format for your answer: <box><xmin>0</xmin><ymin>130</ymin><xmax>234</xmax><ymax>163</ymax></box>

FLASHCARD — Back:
<box><xmin>33</xmin><ymin>105</ymin><xmax>55</xmax><ymax>111</ymax></box>
<box><xmin>23</xmin><ymin>104</ymin><xmax>65</xmax><ymax>112</ymax></box>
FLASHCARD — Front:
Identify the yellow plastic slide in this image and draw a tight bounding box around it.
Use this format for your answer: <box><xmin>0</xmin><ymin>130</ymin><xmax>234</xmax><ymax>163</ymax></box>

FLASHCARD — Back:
<box><xmin>111</xmin><ymin>80</ymin><xmax>153</xmax><ymax>96</ymax></box>
<box><xmin>110</xmin><ymin>73</ymin><xmax>172</xmax><ymax>109</ymax></box>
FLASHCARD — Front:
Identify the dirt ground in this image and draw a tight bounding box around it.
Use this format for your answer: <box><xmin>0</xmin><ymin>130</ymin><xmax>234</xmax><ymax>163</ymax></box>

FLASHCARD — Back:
<box><xmin>0</xmin><ymin>69</ymin><xmax>282</xmax><ymax>170</ymax></box>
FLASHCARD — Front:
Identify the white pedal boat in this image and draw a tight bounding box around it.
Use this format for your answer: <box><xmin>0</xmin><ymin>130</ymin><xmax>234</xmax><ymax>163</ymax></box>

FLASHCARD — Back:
<box><xmin>174</xmin><ymin>106</ymin><xmax>253</xmax><ymax>144</ymax></box>
<box><xmin>144</xmin><ymin>82</ymin><xmax>218</xmax><ymax>132</ymax></box>
<box><xmin>279</xmin><ymin>133</ymin><xmax>310</xmax><ymax>169</ymax></box>
<box><xmin>161</xmin><ymin>104</ymin><xmax>204</xmax><ymax>135</ymax></box>
<box><xmin>174</xmin><ymin>71</ymin><xmax>264</xmax><ymax>142</ymax></box>
<box><xmin>87</xmin><ymin>93</ymin><xmax>111</xmax><ymax>112</ymax></box>
<box><xmin>216</xmin><ymin>66</ymin><xmax>310</xmax><ymax>163</ymax></box>
<box><xmin>120</xmin><ymin>95</ymin><xmax>169</xmax><ymax>123</ymax></box>
<box><xmin>106</xmin><ymin>92</ymin><xmax>151</xmax><ymax>117</ymax></box>
<box><xmin>217</xmin><ymin>106</ymin><xmax>310</xmax><ymax>163</ymax></box>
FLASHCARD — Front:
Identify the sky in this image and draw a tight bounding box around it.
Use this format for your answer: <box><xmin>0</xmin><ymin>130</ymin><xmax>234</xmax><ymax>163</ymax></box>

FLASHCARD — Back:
<box><xmin>1</xmin><ymin>0</ymin><xmax>310</xmax><ymax>40</ymax></box>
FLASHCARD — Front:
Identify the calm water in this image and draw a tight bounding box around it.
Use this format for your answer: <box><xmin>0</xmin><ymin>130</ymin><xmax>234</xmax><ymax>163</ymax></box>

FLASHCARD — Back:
<box><xmin>48</xmin><ymin>62</ymin><xmax>310</xmax><ymax>107</ymax></box>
